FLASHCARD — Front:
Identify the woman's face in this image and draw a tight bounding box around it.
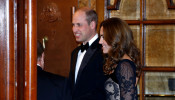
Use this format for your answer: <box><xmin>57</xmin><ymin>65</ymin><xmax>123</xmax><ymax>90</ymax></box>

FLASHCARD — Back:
<box><xmin>99</xmin><ymin>26</ymin><xmax>111</xmax><ymax>54</ymax></box>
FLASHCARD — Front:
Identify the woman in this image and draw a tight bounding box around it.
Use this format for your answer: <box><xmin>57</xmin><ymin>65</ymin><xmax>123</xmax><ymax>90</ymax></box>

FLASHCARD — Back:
<box><xmin>99</xmin><ymin>18</ymin><xmax>141</xmax><ymax>100</ymax></box>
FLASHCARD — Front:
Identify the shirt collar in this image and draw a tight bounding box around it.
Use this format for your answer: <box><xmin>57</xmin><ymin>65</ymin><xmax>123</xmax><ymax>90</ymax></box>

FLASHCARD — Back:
<box><xmin>86</xmin><ymin>34</ymin><xmax>98</xmax><ymax>46</ymax></box>
<box><xmin>37</xmin><ymin>64</ymin><xmax>41</xmax><ymax>66</ymax></box>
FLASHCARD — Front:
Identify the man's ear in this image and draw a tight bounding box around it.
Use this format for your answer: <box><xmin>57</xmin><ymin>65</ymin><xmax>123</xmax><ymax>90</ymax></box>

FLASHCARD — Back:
<box><xmin>90</xmin><ymin>21</ymin><xmax>96</xmax><ymax>29</ymax></box>
<box><xmin>41</xmin><ymin>53</ymin><xmax>45</xmax><ymax>62</ymax></box>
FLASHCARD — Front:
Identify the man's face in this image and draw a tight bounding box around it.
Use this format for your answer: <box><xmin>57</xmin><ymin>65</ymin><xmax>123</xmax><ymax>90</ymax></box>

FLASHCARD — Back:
<box><xmin>40</xmin><ymin>53</ymin><xmax>45</xmax><ymax>69</ymax></box>
<box><xmin>72</xmin><ymin>11</ymin><xmax>94</xmax><ymax>44</ymax></box>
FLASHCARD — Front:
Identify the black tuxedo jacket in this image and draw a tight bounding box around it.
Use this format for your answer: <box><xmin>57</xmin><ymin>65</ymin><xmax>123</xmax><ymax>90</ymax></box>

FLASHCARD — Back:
<box><xmin>37</xmin><ymin>66</ymin><xmax>65</xmax><ymax>100</ymax></box>
<box><xmin>67</xmin><ymin>38</ymin><xmax>107</xmax><ymax>100</ymax></box>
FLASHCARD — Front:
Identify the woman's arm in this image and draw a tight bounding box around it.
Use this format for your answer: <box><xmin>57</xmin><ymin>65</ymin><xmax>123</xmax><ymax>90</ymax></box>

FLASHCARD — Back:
<box><xmin>117</xmin><ymin>61</ymin><xmax>136</xmax><ymax>100</ymax></box>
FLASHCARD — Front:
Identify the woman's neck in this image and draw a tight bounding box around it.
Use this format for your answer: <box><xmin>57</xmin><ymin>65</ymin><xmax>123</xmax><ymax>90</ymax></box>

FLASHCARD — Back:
<box><xmin>122</xmin><ymin>54</ymin><xmax>132</xmax><ymax>61</ymax></box>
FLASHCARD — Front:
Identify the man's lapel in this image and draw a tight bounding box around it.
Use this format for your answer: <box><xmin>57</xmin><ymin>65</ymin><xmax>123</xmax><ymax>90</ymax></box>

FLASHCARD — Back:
<box><xmin>71</xmin><ymin>47</ymin><xmax>80</xmax><ymax>86</ymax></box>
<box><xmin>75</xmin><ymin>38</ymin><xmax>100</xmax><ymax>84</ymax></box>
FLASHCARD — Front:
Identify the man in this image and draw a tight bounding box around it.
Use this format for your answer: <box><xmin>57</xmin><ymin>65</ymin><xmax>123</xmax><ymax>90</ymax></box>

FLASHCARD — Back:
<box><xmin>68</xmin><ymin>7</ymin><xmax>107</xmax><ymax>100</ymax></box>
<box><xmin>37</xmin><ymin>40</ymin><xmax>65</xmax><ymax>100</ymax></box>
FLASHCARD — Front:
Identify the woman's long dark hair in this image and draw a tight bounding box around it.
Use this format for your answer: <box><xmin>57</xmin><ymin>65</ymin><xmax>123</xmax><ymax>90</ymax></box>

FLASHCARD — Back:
<box><xmin>100</xmin><ymin>18</ymin><xmax>141</xmax><ymax>77</ymax></box>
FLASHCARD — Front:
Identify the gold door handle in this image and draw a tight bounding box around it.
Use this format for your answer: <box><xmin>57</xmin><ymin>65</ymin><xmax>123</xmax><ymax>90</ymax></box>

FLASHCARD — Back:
<box><xmin>42</xmin><ymin>36</ymin><xmax>48</xmax><ymax>49</ymax></box>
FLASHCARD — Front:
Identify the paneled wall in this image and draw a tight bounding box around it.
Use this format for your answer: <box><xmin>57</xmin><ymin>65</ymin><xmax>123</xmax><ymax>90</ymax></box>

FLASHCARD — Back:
<box><xmin>37</xmin><ymin>0</ymin><xmax>78</xmax><ymax>77</ymax></box>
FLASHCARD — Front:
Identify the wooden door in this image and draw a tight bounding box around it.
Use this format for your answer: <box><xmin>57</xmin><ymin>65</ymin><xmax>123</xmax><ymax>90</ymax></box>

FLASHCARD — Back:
<box><xmin>37</xmin><ymin>0</ymin><xmax>78</xmax><ymax>77</ymax></box>
<box><xmin>0</xmin><ymin>0</ymin><xmax>16</xmax><ymax>99</ymax></box>
<box><xmin>0</xmin><ymin>0</ymin><xmax>37</xmax><ymax>100</ymax></box>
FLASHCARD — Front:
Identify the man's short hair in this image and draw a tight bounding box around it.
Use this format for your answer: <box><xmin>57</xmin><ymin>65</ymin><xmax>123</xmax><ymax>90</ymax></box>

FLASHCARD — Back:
<box><xmin>78</xmin><ymin>7</ymin><xmax>98</xmax><ymax>29</ymax></box>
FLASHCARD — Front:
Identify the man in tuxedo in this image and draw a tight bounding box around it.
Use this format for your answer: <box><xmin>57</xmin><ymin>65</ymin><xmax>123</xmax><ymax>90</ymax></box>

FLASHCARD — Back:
<box><xmin>67</xmin><ymin>7</ymin><xmax>107</xmax><ymax>100</ymax></box>
<box><xmin>37</xmin><ymin>41</ymin><xmax>65</xmax><ymax>100</ymax></box>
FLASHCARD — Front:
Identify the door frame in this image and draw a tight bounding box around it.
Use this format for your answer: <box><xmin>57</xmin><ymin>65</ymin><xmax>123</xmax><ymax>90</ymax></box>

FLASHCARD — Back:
<box><xmin>0</xmin><ymin>0</ymin><xmax>37</xmax><ymax>100</ymax></box>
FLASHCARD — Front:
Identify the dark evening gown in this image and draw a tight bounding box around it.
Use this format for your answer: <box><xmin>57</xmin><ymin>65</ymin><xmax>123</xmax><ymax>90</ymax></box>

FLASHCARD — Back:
<box><xmin>104</xmin><ymin>59</ymin><xmax>138</xmax><ymax>100</ymax></box>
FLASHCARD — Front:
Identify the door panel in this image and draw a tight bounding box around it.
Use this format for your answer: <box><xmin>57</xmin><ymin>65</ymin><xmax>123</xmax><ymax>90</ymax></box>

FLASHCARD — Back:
<box><xmin>0</xmin><ymin>0</ymin><xmax>16</xmax><ymax>99</ymax></box>
<box><xmin>37</xmin><ymin>0</ymin><xmax>78</xmax><ymax>77</ymax></box>
<box><xmin>0</xmin><ymin>0</ymin><xmax>37</xmax><ymax>100</ymax></box>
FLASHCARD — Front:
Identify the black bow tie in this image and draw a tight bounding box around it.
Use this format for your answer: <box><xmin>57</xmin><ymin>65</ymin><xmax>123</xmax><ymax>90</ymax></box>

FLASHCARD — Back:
<box><xmin>80</xmin><ymin>42</ymin><xmax>89</xmax><ymax>52</ymax></box>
